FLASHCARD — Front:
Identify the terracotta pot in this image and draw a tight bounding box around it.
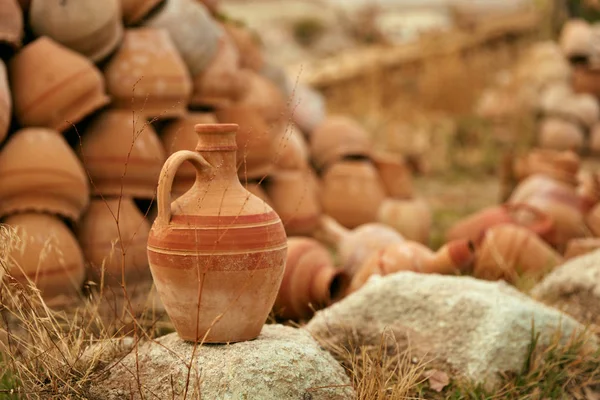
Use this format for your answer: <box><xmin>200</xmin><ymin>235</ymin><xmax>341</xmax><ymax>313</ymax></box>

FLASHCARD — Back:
<box><xmin>473</xmin><ymin>224</ymin><xmax>564</xmax><ymax>283</ymax></box>
<box><xmin>564</xmin><ymin>237</ymin><xmax>600</xmax><ymax>260</ymax></box>
<box><xmin>313</xmin><ymin>215</ymin><xmax>404</xmax><ymax>277</ymax></box>
<box><xmin>446</xmin><ymin>203</ymin><xmax>554</xmax><ymax>245</ymax></box>
<box><xmin>103</xmin><ymin>28</ymin><xmax>192</xmax><ymax>119</ymax></box>
<box><xmin>265</xmin><ymin>169</ymin><xmax>321</xmax><ymax>236</ymax></box>
<box><xmin>147</xmin><ymin>123</ymin><xmax>287</xmax><ymax>343</ymax></box>
<box><xmin>144</xmin><ymin>0</ymin><xmax>222</xmax><ymax>76</ymax></box>
<box><xmin>214</xmin><ymin>105</ymin><xmax>276</xmax><ymax>180</ymax></box>
<box><xmin>273</xmin><ymin>124</ymin><xmax>310</xmax><ymax>170</ymax></box>
<box><xmin>236</xmin><ymin>69</ymin><xmax>287</xmax><ymax>129</ymax></box>
<box><xmin>3</xmin><ymin>213</ymin><xmax>85</xmax><ymax>301</ymax></box>
<box><xmin>513</xmin><ymin>148</ymin><xmax>580</xmax><ymax>185</ymax></box>
<box><xmin>288</xmin><ymin>82</ymin><xmax>326</xmax><ymax>137</ymax></box>
<box><xmin>29</xmin><ymin>0</ymin><xmax>124</xmax><ymax>62</ymax></box>
<box><xmin>371</xmin><ymin>152</ymin><xmax>414</xmax><ymax>199</ymax></box>
<box><xmin>77</xmin><ymin>197</ymin><xmax>151</xmax><ymax>286</ymax></box>
<box><xmin>310</xmin><ymin>116</ymin><xmax>373</xmax><ymax>171</ymax></box>
<box><xmin>349</xmin><ymin>239</ymin><xmax>475</xmax><ymax>293</ymax></box>
<box><xmin>0</xmin><ymin>128</ymin><xmax>89</xmax><ymax>220</ymax></box>
<box><xmin>376</xmin><ymin>198</ymin><xmax>432</xmax><ymax>245</ymax></box>
<box><xmin>8</xmin><ymin>37</ymin><xmax>110</xmax><ymax>132</ymax></box>
<box><xmin>222</xmin><ymin>21</ymin><xmax>264</xmax><ymax>72</ymax></box>
<box><xmin>572</xmin><ymin>65</ymin><xmax>600</xmax><ymax>98</ymax></box>
<box><xmin>538</xmin><ymin>117</ymin><xmax>584</xmax><ymax>152</ymax></box>
<box><xmin>0</xmin><ymin>60</ymin><xmax>10</xmax><ymax>145</ymax></box>
<box><xmin>559</xmin><ymin>19</ymin><xmax>593</xmax><ymax>61</ymax></box>
<box><xmin>0</xmin><ymin>0</ymin><xmax>23</xmax><ymax>51</ymax></box>
<box><xmin>540</xmin><ymin>84</ymin><xmax>599</xmax><ymax>129</ymax></box>
<box><xmin>585</xmin><ymin>202</ymin><xmax>600</xmax><ymax>237</ymax></box>
<box><xmin>274</xmin><ymin>237</ymin><xmax>350</xmax><ymax>321</ymax></box>
<box><xmin>320</xmin><ymin>160</ymin><xmax>386</xmax><ymax>229</ymax></box>
<box><xmin>161</xmin><ymin>112</ymin><xmax>218</xmax><ymax>196</ymax></box>
<box><xmin>121</xmin><ymin>0</ymin><xmax>164</xmax><ymax>25</ymax></box>
<box><xmin>79</xmin><ymin>110</ymin><xmax>166</xmax><ymax>199</ymax></box>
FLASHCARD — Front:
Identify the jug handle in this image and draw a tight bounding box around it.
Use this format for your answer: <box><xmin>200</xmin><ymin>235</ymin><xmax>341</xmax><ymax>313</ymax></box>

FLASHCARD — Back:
<box><xmin>156</xmin><ymin>150</ymin><xmax>212</xmax><ymax>224</ymax></box>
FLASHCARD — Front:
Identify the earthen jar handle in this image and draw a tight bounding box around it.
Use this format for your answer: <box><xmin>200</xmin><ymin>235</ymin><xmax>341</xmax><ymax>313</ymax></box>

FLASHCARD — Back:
<box><xmin>156</xmin><ymin>150</ymin><xmax>212</xmax><ymax>225</ymax></box>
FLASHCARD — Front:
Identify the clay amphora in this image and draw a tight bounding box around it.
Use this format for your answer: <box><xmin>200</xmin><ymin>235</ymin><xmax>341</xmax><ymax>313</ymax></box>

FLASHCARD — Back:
<box><xmin>161</xmin><ymin>113</ymin><xmax>218</xmax><ymax>196</ymax></box>
<box><xmin>264</xmin><ymin>169</ymin><xmax>321</xmax><ymax>236</ymax></box>
<box><xmin>147</xmin><ymin>123</ymin><xmax>287</xmax><ymax>343</ymax></box>
<box><xmin>371</xmin><ymin>152</ymin><xmax>414</xmax><ymax>199</ymax></box>
<box><xmin>559</xmin><ymin>19</ymin><xmax>593</xmax><ymax>62</ymax></box>
<box><xmin>79</xmin><ymin>110</ymin><xmax>166</xmax><ymax>199</ymax></box>
<box><xmin>8</xmin><ymin>37</ymin><xmax>110</xmax><ymax>132</ymax></box>
<box><xmin>4</xmin><ymin>213</ymin><xmax>85</xmax><ymax>302</ymax></box>
<box><xmin>0</xmin><ymin>0</ymin><xmax>23</xmax><ymax>51</ymax></box>
<box><xmin>349</xmin><ymin>239</ymin><xmax>475</xmax><ymax>294</ymax></box>
<box><xmin>320</xmin><ymin>160</ymin><xmax>386</xmax><ymax>229</ymax></box>
<box><xmin>376</xmin><ymin>198</ymin><xmax>432</xmax><ymax>245</ymax></box>
<box><xmin>513</xmin><ymin>148</ymin><xmax>580</xmax><ymax>185</ymax></box>
<box><xmin>564</xmin><ymin>237</ymin><xmax>600</xmax><ymax>260</ymax></box>
<box><xmin>77</xmin><ymin>197</ymin><xmax>151</xmax><ymax>287</ymax></box>
<box><xmin>473</xmin><ymin>224</ymin><xmax>564</xmax><ymax>284</ymax></box>
<box><xmin>103</xmin><ymin>28</ymin><xmax>192</xmax><ymax>119</ymax></box>
<box><xmin>274</xmin><ymin>237</ymin><xmax>350</xmax><ymax>321</ymax></box>
<box><xmin>273</xmin><ymin>124</ymin><xmax>310</xmax><ymax>171</ymax></box>
<box><xmin>222</xmin><ymin>21</ymin><xmax>264</xmax><ymax>72</ymax></box>
<box><xmin>29</xmin><ymin>0</ymin><xmax>124</xmax><ymax>63</ymax></box>
<box><xmin>538</xmin><ymin>117</ymin><xmax>584</xmax><ymax>152</ymax></box>
<box><xmin>310</xmin><ymin>116</ymin><xmax>373</xmax><ymax>171</ymax></box>
<box><xmin>0</xmin><ymin>60</ymin><xmax>10</xmax><ymax>145</ymax></box>
<box><xmin>572</xmin><ymin>65</ymin><xmax>600</xmax><ymax>98</ymax></box>
<box><xmin>313</xmin><ymin>215</ymin><xmax>405</xmax><ymax>277</ymax></box>
<box><xmin>121</xmin><ymin>0</ymin><xmax>164</xmax><ymax>25</ymax></box>
<box><xmin>0</xmin><ymin>128</ymin><xmax>89</xmax><ymax>220</ymax></box>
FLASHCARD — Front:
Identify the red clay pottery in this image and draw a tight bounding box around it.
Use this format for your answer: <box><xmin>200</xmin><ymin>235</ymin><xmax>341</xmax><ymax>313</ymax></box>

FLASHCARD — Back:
<box><xmin>320</xmin><ymin>160</ymin><xmax>386</xmax><ymax>229</ymax></box>
<box><xmin>371</xmin><ymin>151</ymin><xmax>414</xmax><ymax>199</ymax></box>
<box><xmin>0</xmin><ymin>60</ymin><xmax>10</xmax><ymax>145</ymax></box>
<box><xmin>161</xmin><ymin>112</ymin><xmax>218</xmax><ymax>196</ymax></box>
<box><xmin>29</xmin><ymin>0</ymin><xmax>124</xmax><ymax>63</ymax></box>
<box><xmin>264</xmin><ymin>169</ymin><xmax>321</xmax><ymax>236</ymax></box>
<box><xmin>273</xmin><ymin>124</ymin><xmax>310</xmax><ymax>170</ymax></box>
<box><xmin>572</xmin><ymin>65</ymin><xmax>600</xmax><ymax>98</ymax></box>
<box><xmin>9</xmin><ymin>37</ymin><xmax>110</xmax><ymax>132</ymax></box>
<box><xmin>289</xmin><ymin>82</ymin><xmax>327</xmax><ymax>137</ymax></box>
<box><xmin>577</xmin><ymin>170</ymin><xmax>600</xmax><ymax>210</ymax></box>
<box><xmin>559</xmin><ymin>19</ymin><xmax>593</xmax><ymax>62</ymax></box>
<box><xmin>473</xmin><ymin>224</ymin><xmax>564</xmax><ymax>284</ymax></box>
<box><xmin>310</xmin><ymin>116</ymin><xmax>373</xmax><ymax>171</ymax></box>
<box><xmin>274</xmin><ymin>237</ymin><xmax>350</xmax><ymax>321</ymax></box>
<box><xmin>245</xmin><ymin>181</ymin><xmax>273</xmax><ymax>207</ymax></box>
<box><xmin>79</xmin><ymin>110</ymin><xmax>166</xmax><ymax>199</ymax></box>
<box><xmin>585</xmin><ymin>202</ymin><xmax>600</xmax><ymax>237</ymax></box>
<box><xmin>538</xmin><ymin>117</ymin><xmax>584</xmax><ymax>152</ymax></box>
<box><xmin>513</xmin><ymin>148</ymin><xmax>580</xmax><ymax>185</ymax></box>
<box><xmin>4</xmin><ymin>213</ymin><xmax>85</xmax><ymax>301</ymax></box>
<box><xmin>77</xmin><ymin>197</ymin><xmax>151</xmax><ymax>286</ymax></box>
<box><xmin>590</xmin><ymin>123</ymin><xmax>600</xmax><ymax>155</ymax></box>
<box><xmin>147</xmin><ymin>123</ymin><xmax>288</xmax><ymax>343</ymax></box>
<box><xmin>121</xmin><ymin>0</ymin><xmax>164</xmax><ymax>26</ymax></box>
<box><xmin>236</xmin><ymin>69</ymin><xmax>287</xmax><ymax>129</ymax></box>
<box><xmin>222</xmin><ymin>21</ymin><xmax>264</xmax><ymax>72</ymax></box>
<box><xmin>376</xmin><ymin>198</ymin><xmax>432</xmax><ymax>245</ymax></box>
<box><xmin>103</xmin><ymin>28</ymin><xmax>192</xmax><ymax>119</ymax></box>
<box><xmin>313</xmin><ymin>215</ymin><xmax>405</xmax><ymax>277</ymax></box>
<box><xmin>0</xmin><ymin>0</ymin><xmax>23</xmax><ymax>51</ymax></box>
<box><xmin>446</xmin><ymin>203</ymin><xmax>554</xmax><ymax>244</ymax></box>
<box><xmin>349</xmin><ymin>239</ymin><xmax>475</xmax><ymax>294</ymax></box>
<box><xmin>0</xmin><ymin>128</ymin><xmax>89</xmax><ymax>220</ymax></box>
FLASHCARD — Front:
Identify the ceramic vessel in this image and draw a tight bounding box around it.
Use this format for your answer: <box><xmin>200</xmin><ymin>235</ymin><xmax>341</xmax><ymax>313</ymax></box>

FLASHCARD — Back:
<box><xmin>147</xmin><ymin>123</ymin><xmax>287</xmax><ymax>343</ymax></box>
<box><xmin>585</xmin><ymin>202</ymin><xmax>600</xmax><ymax>237</ymax></box>
<box><xmin>273</xmin><ymin>237</ymin><xmax>350</xmax><ymax>321</ymax></box>
<box><xmin>0</xmin><ymin>0</ymin><xmax>23</xmax><ymax>51</ymax></box>
<box><xmin>77</xmin><ymin>197</ymin><xmax>151</xmax><ymax>286</ymax></box>
<box><xmin>245</xmin><ymin>181</ymin><xmax>273</xmax><ymax>207</ymax></box>
<box><xmin>0</xmin><ymin>128</ymin><xmax>89</xmax><ymax>220</ymax></box>
<box><xmin>236</xmin><ymin>69</ymin><xmax>287</xmax><ymax>129</ymax></box>
<box><xmin>0</xmin><ymin>60</ymin><xmax>11</xmax><ymax>144</ymax></box>
<box><xmin>320</xmin><ymin>160</ymin><xmax>386</xmax><ymax>229</ymax></box>
<box><xmin>29</xmin><ymin>0</ymin><xmax>124</xmax><ymax>62</ymax></box>
<box><xmin>9</xmin><ymin>37</ymin><xmax>110</xmax><ymax>132</ymax></box>
<box><xmin>559</xmin><ymin>19</ymin><xmax>593</xmax><ymax>62</ymax></box>
<box><xmin>590</xmin><ymin>123</ymin><xmax>600</xmax><ymax>155</ymax></box>
<box><xmin>376</xmin><ymin>198</ymin><xmax>432</xmax><ymax>245</ymax></box>
<box><xmin>540</xmin><ymin>84</ymin><xmax>599</xmax><ymax>129</ymax></box>
<box><xmin>572</xmin><ymin>65</ymin><xmax>600</xmax><ymax>98</ymax></box>
<box><xmin>371</xmin><ymin>152</ymin><xmax>414</xmax><ymax>199</ymax></box>
<box><xmin>273</xmin><ymin>124</ymin><xmax>310</xmax><ymax>170</ymax></box>
<box><xmin>538</xmin><ymin>117</ymin><xmax>584</xmax><ymax>152</ymax></box>
<box><xmin>4</xmin><ymin>213</ymin><xmax>85</xmax><ymax>301</ymax></box>
<box><xmin>513</xmin><ymin>148</ymin><xmax>580</xmax><ymax>185</ymax></box>
<box><xmin>121</xmin><ymin>0</ymin><xmax>164</xmax><ymax>25</ymax></box>
<box><xmin>103</xmin><ymin>28</ymin><xmax>192</xmax><ymax>119</ymax></box>
<box><xmin>222</xmin><ymin>21</ymin><xmax>264</xmax><ymax>72</ymax></box>
<box><xmin>79</xmin><ymin>110</ymin><xmax>166</xmax><ymax>199</ymax></box>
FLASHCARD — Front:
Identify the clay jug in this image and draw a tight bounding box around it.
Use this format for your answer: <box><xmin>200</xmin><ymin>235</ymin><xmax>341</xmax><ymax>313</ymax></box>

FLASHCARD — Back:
<box><xmin>376</xmin><ymin>198</ymin><xmax>432</xmax><ymax>245</ymax></box>
<box><xmin>0</xmin><ymin>128</ymin><xmax>89</xmax><ymax>220</ymax></box>
<box><xmin>0</xmin><ymin>60</ymin><xmax>10</xmax><ymax>145</ymax></box>
<box><xmin>79</xmin><ymin>110</ymin><xmax>166</xmax><ymax>199</ymax></box>
<box><xmin>513</xmin><ymin>148</ymin><xmax>580</xmax><ymax>185</ymax></box>
<box><xmin>0</xmin><ymin>0</ymin><xmax>23</xmax><ymax>51</ymax></box>
<box><xmin>559</xmin><ymin>19</ymin><xmax>593</xmax><ymax>62</ymax></box>
<box><xmin>29</xmin><ymin>0</ymin><xmax>124</xmax><ymax>63</ymax></box>
<box><xmin>121</xmin><ymin>0</ymin><xmax>164</xmax><ymax>25</ymax></box>
<box><xmin>585</xmin><ymin>202</ymin><xmax>600</xmax><ymax>236</ymax></box>
<box><xmin>273</xmin><ymin>124</ymin><xmax>310</xmax><ymax>171</ymax></box>
<box><xmin>474</xmin><ymin>224</ymin><xmax>564</xmax><ymax>284</ymax></box>
<box><xmin>371</xmin><ymin>152</ymin><xmax>414</xmax><ymax>199</ymax></box>
<box><xmin>103</xmin><ymin>28</ymin><xmax>192</xmax><ymax>119</ymax></box>
<box><xmin>446</xmin><ymin>203</ymin><xmax>554</xmax><ymax>244</ymax></box>
<box><xmin>4</xmin><ymin>213</ymin><xmax>85</xmax><ymax>302</ymax></box>
<box><xmin>320</xmin><ymin>160</ymin><xmax>386</xmax><ymax>229</ymax></box>
<box><xmin>349</xmin><ymin>239</ymin><xmax>475</xmax><ymax>294</ymax></box>
<box><xmin>264</xmin><ymin>169</ymin><xmax>321</xmax><ymax>236</ymax></box>
<box><xmin>310</xmin><ymin>116</ymin><xmax>373</xmax><ymax>171</ymax></box>
<box><xmin>161</xmin><ymin>112</ymin><xmax>218</xmax><ymax>196</ymax></box>
<box><xmin>147</xmin><ymin>123</ymin><xmax>288</xmax><ymax>343</ymax></box>
<box><xmin>313</xmin><ymin>215</ymin><xmax>404</xmax><ymax>277</ymax></box>
<box><xmin>538</xmin><ymin>117</ymin><xmax>584</xmax><ymax>152</ymax></box>
<box><xmin>222</xmin><ymin>21</ymin><xmax>264</xmax><ymax>72</ymax></box>
<box><xmin>274</xmin><ymin>237</ymin><xmax>350</xmax><ymax>321</ymax></box>
<box><xmin>8</xmin><ymin>37</ymin><xmax>110</xmax><ymax>132</ymax></box>
<box><xmin>77</xmin><ymin>197</ymin><xmax>151</xmax><ymax>286</ymax></box>
<box><xmin>572</xmin><ymin>65</ymin><xmax>600</xmax><ymax>98</ymax></box>
<box><xmin>564</xmin><ymin>237</ymin><xmax>600</xmax><ymax>260</ymax></box>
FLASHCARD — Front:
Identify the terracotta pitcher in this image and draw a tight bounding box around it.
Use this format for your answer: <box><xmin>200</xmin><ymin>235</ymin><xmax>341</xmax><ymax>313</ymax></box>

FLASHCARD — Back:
<box><xmin>376</xmin><ymin>198</ymin><xmax>432</xmax><ymax>244</ymax></box>
<box><xmin>121</xmin><ymin>0</ymin><xmax>164</xmax><ymax>25</ymax></box>
<box><xmin>0</xmin><ymin>59</ymin><xmax>10</xmax><ymax>144</ymax></box>
<box><xmin>147</xmin><ymin>123</ymin><xmax>287</xmax><ymax>343</ymax></box>
<box><xmin>273</xmin><ymin>237</ymin><xmax>350</xmax><ymax>321</ymax></box>
<box><xmin>0</xmin><ymin>0</ymin><xmax>23</xmax><ymax>52</ymax></box>
<box><xmin>564</xmin><ymin>237</ymin><xmax>600</xmax><ymax>260</ymax></box>
<box><xmin>371</xmin><ymin>151</ymin><xmax>414</xmax><ymax>199</ymax></box>
<box><xmin>537</xmin><ymin>117</ymin><xmax>584</xmax><ymax>152</ymax></box>
<box><xmin>513</xmin><ymin>148</ymin><xmax>580</xmax><ymax>185</ymax></box>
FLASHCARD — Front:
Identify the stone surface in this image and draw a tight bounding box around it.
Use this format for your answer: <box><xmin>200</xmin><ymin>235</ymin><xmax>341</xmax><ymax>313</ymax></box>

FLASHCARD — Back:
<box><xmin>304</xmin><ymin>272</ymin><xmax>595</xmax><ymax>390</ymax></box>
<box><xmin>89</xmin><ymin>324</ymin><xmax>355</xmax><ymax>399</ymax></box>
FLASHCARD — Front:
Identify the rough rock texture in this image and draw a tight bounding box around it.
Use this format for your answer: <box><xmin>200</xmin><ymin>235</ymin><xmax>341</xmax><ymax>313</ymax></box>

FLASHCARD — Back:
<box><xmin>89</xmin><ymin>324</ymin><xmax>355</xmax><ymax>400</ymax></box>
<box><xmin>531</xmin><ymin>249</ymin><xmax>600</xmax><ymax>329</ymax></box>
<box><xmin>304</xmin><ymin>272</ymin><xmax>595</xmax><ymax>390</ymax></box>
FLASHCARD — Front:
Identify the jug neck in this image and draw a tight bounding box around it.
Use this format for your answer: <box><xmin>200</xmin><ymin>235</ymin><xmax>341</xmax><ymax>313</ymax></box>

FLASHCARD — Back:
<box><xmin>195</xmin><ymin>123</ymin><xmax>240</xmax><ymax>184</ymax></box>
